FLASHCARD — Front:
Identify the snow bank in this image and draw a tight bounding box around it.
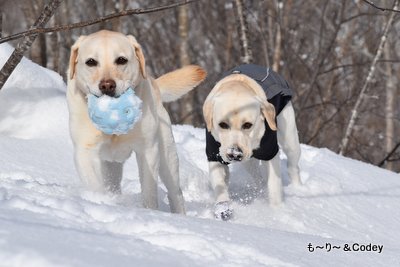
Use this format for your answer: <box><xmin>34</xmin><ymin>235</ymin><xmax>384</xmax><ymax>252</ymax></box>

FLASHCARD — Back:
<box><xmin>0</xmin><ymin>43</ymin><xmax>68</xmax><ymax>139</ymax></box>
<box><xmin>0</xmin><ymin>43</ymin><xmax>399</xmax><ymax>266</ymax></box>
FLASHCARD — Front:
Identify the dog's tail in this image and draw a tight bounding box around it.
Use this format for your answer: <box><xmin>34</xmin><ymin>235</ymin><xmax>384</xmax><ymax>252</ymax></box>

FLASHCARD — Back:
<box><xmin>156</xmin><ymin>65</ymin><xmax>206</xmax><ymax>102</ymax></box>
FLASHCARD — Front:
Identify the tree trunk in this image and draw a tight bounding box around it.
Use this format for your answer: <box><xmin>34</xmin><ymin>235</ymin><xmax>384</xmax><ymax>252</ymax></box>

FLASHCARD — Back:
<box><xmin>339</xmin><ymin>0</ymin><xmax>398</xmax><ymax>155</ymax></box>
<box><xmin>234</xmin><ymin>0</ymin><xmax>253</xmax><ymax>64</ymax></box>
<box><xmin>384</xmin><ymin>43</ymin><xmax>395</xmax><ymax>170</ymax></box>
<box><xmin>272</xmin><ymin>23</ymin><xmax>281</xmax><ymax>72</ymax></box>
<box><xmin>179</xmin><ymin>5</ymin><xmax>190</xmax><ymax>67</ymax></box>
<box><xmin>0</xmin><ymin>12</ymin><xmax>3</xmax><ymax>38</ymax></box>
<box><xmin>177</xmin><ymin>4</ymin><xmax>194</xmax><ymax>125</ymax></box>
<box><xmin>0</xmin><ymin>0</ymin><xmax>62</xmax><ymax>91</ymax></box>
<box><xmin>258</xmin><ymin>1</ymin><xmax>270</xmax><ymax>67</ymax></box>
<box><xmin>50</xmin><ymin>17</ymin><xmax>59</xmax><ymax>72</ymax></box>
<box><xmin>272</xmin><ymin>0</ymin><xmax>282</xmax><ymax>72</ymax></box>
<box><xmin>20</xmin><ymin>0</ymin><xmax>48</xmax><ymax>67</ymax></box>
<box><xmin>107</xmin><ymin>0</ymin><xmax>126</xmax><ymax>32</ymax></box>
<box><xmin>272</xmin><ymin>0</ymin><xmax>292</xmax><ymax>72</ymax></box>
<box><xmin>224</xmin><ymin>2</ymin><xmax>234</xmax><ymax>68</ymax></box>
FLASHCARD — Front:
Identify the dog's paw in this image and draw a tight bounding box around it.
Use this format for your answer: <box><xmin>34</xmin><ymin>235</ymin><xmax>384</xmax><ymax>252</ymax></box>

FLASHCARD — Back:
<box><xmin>214</xmin><ymin>201</ymin><xmax>234</xmax><ymax>221</ymax></box>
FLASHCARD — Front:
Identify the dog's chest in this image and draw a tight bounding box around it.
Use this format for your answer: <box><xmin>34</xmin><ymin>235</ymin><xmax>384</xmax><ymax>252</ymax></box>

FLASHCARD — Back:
<box><xmin>99</xmin><ymin>134</ymin><xmax>138</xmax><ymax>162</ymax></box>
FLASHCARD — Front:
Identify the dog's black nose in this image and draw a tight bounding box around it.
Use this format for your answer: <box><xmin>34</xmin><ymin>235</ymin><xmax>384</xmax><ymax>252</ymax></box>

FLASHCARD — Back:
<box><xmin>227</xmin><ymin>146</ymin><xmax>243</xmax><ymax>161</ymax></box>
<box><xmin>99</xmin><ymin>79</ymin><xmax>116</xmax><ymax>96</ymax></box>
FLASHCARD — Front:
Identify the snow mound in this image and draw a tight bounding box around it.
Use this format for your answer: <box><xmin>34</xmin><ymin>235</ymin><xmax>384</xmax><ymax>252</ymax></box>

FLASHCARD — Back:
<box><xmin>0</xmin><ymin>43</ymin><xmax>68</xmax><ymax>139</ymax></box>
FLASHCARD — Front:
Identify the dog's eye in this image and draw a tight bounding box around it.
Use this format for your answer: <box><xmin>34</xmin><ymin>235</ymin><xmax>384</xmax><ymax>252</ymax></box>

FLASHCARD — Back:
<box><xmin>218</xmin><ymin>122</ymin><xmax>230</xmax><ymax>129</ymax></box>
<box><xmin>115</xmin><ymin>57</ymin><xmax>128</xmax><ymax>65</ymax></box>
<box><xmin>85</xmin><ymin>58</ymin><xmax>98</xmax><ymax>67</ymax></box>
<box><xmin>242</xmin><ymin>122</ymin><xmax>253</xmax><ymax>130</ymax></box>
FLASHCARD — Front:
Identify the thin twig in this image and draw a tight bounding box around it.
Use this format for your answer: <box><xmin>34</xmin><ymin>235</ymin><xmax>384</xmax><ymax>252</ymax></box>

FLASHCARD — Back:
<box><xmin>0</xmin><ymin>0</ymin><xmax>199</xmax><ymax>45</ymax></box>
<box><xmin>319</xmin><ymin>59</ymin><xmax>400</xmax><ymax>75</ymax></box>
<box><xmin>378</xmin><ymin>142</ymin><xmax>400</xmax><ymax>167</ymax></box>
<box><xmin>361</xmin><ymin>0</ymin><xmax>400</xmax><ymax>13</ymax></box>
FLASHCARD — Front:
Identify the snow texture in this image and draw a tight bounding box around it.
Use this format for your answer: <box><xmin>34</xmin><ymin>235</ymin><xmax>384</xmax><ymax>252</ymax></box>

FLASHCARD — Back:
<box><xmin>88</xmin><ymin>88</ymin><xmax>142</xmax><ymax>135</ymax></box>
<box><xmin>1</xmin><ymin>43</ymin><xmax>400</xmax><ymax>266</ymax></box>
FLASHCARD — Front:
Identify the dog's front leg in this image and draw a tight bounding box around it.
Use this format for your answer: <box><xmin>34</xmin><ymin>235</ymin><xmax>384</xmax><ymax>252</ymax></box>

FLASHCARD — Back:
<box><xmin>260</xmin><ymin>155</ymin><xmax>283</xmax><ymax>206</ymax></box>
<box><xmin>136</xmin><ymin>141</ymin><xmax>160</xmax><ymax>210</ymax></box>
<box><xmin>209</xmin><ymin>161</ymin><xmax>230</xmax><ymax>202</ymax></box>
<box><xmin>157</xmin><ymin>111</ymin><xmax>185</xmax><ymax>214</ymax></box>
<box><xmin>74</xmin><ymin>147</ymin><xmax>105</xmax><ymax>192</ymax></box>
<box><xmin>208</xmin><ymin>161</ymin><xmax>233</xmax><ymax>220</ymax></box>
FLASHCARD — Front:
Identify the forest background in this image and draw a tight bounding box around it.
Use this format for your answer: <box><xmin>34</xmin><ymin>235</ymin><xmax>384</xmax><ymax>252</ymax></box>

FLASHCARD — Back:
<box><xmin>0</xmin><ymin>0</ymin><xmax>399</xmax><ymax>172</ymax></box>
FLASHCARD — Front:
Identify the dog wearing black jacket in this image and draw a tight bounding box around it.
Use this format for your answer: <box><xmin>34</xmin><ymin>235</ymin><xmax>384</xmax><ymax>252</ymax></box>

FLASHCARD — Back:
<box><xmin>203</xmin><ymin>64</ymin><xmax>301</xmax><ymax>220</ymax></box>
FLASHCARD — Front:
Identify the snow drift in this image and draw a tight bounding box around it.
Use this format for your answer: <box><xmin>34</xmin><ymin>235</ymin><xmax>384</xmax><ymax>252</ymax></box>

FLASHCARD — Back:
<box><xmin>1</xmin><ymin>43</ymin><xmax>399</xmax><ymax>267</ymax></box>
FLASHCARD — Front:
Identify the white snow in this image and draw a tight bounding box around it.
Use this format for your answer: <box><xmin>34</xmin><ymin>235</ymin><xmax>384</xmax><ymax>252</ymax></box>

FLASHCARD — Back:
<box><xmin>1</xmin><ymin>43</ymin><xmax>400</xmax><ymax>266</ymax></box>
<box><xmin>97</xmin><ymin>96</ymin><xmax>112</xmax><ymax>112</ymax></box>
<box><xmin>110</xmin><ymin>110</ymin><xmax>119</xmax><ymax>121</ymax></box>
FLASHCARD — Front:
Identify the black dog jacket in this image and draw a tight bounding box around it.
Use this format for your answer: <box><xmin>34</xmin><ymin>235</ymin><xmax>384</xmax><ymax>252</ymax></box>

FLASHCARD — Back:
<box><xmin>205</xmin><ymin>64</ymin><xmax>293</xmax><ymax>164</ymax></box>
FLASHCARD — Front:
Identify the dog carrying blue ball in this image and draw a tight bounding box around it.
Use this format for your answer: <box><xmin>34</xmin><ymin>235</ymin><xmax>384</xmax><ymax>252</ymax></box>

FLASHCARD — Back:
<box><xmin>87</xmin><ymin>88</ymin><xmax>142</xmax><ymax>135</ymax></box>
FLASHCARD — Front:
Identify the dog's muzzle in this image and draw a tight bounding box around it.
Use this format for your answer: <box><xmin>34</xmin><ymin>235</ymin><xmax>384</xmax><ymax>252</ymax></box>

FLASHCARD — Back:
<box><xmin>226</xmin><ymin>146</ymin><xmax>243</xmax><ymax>162</ymax></box>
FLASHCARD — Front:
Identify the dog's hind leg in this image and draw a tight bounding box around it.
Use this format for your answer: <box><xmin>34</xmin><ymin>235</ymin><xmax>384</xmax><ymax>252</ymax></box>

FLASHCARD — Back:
<box><xmin>277</xmin><ymin>101</ymin><xmax>302</xmax><ymax>186</ymax></box>
<box><xmin>102</xmin><ymin>161</ymin><xmax>123</xmax><ymax>194</ymax></box>
<box><xmin>157</xmin><ymin>110</ymin><xmax>185</xmax><ymax>214</ymax></box>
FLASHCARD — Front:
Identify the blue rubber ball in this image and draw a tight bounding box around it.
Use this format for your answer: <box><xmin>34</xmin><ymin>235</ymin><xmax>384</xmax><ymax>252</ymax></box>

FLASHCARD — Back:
<box><xmin>88</xmin><ymin>88</ymin><xmax>142</xmax><ymax>135</ymax></box>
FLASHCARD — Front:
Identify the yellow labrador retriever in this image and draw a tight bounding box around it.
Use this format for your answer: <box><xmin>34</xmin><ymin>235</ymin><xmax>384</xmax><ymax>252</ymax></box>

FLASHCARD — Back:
<box><xmin>203</xmin><ymin>64</ymin><xmax>301</xmax><ymax>220</ymax></box>
<box><xmin>67</xmin><ymin>30</ymin><xmax>206</xmax><ymax>214</ymax></box>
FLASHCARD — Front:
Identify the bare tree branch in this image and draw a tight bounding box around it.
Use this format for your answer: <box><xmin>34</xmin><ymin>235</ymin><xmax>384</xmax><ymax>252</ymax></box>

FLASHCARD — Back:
<box><xmin>378</xmin><ymin>142</ymin><xmax>400</xmax><ymax>167</ymax></box>
<box><xmin>339</xmin><ymin>0</ymin><xmax>399</xmax><ymax>155</ymax></box>
<box><xmin>361</xmin><ymin>0</ymin><xmax>400</xmax><ymax>13</ymax></box>
<box><xmin>319</xmin><ymin>59</ymin><xmax>400</xmax><ymax>75</ymax></box>
<box><xmin>0</xmin><ymin>0</ymin><xmax>199</xmax><ymax>45</ymax></box>
<box><xmin>0</xmin><ymin>0</ymin><xmax>62</xmax><ymax>91</ymax></box>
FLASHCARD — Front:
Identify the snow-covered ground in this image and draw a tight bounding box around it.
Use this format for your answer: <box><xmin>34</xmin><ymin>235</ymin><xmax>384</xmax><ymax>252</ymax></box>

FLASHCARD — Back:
<box><xmin>1</xmin><ymin>43</ymin><xmax>399</xmax><ymax>267</ymax></box>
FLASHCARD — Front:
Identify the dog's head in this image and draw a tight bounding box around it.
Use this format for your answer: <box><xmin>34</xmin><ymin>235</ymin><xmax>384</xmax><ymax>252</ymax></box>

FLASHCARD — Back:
<box><xmin>68</xmin><ymin>30</ymin><xmax>146</xmax><ymax>97</ymax></box>
<box><xmin>203</xmin><ymin>74</ymin><xmax>277</xmax><ymax>162</ymax></box>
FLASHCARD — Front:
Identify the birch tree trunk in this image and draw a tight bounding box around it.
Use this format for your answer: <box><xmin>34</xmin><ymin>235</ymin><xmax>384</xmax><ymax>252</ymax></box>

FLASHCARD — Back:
<box><xmin>177</xmin><ymin>4</ymin><xmax>193</xmax><ymax>125</ymax></box>
<box><xmin>258</xmin><ymin>2</ymin><xmax>270</xmax><ymax>66</ymax></box>
<box><xmin>224</xmin><ymin>2</ymin><xmax>234</xmax><ymax>67</ymax></box>
<box><xmin>338</xmin><ymin>0</ymin><xmax>398</xmax><ymax>155</ymax></box>
<box><xmin>0</xmin><ymin>0</ymin><xmax>62</xmax><ymax>91</ymax></box>
<box><xmin>384</xmin><ymin>43</ymin><xmax>395</xmax><ymax>170</ymax></box>
<box><xmin>49</xmin><ymin>17</ymin><xmax>59</xmax><ymax>72</ymax></box>
<box><xmin>272</xmin><ymin>0</ymin><xmax>292</xmax><ymax>72</ymax></box>
<box><xmin>234</xmin><ymin>0</ymin><xmax>253</xmax><ymax>64</ymax></box>
<box><xmin>179</xmin><ymin>5</ymin><xmax>190</xmax><ymax>67</ymax></box>
<box><xmin>0</xmin><ymin>12</ymin><xmax>3</xmax><ymax>38</ymax></box>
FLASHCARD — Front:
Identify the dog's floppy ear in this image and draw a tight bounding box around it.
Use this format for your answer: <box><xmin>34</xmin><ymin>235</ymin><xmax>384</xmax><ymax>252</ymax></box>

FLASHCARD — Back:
<box><xmin>127</xmin><ymin>35</ymin><xmax>147</xmax><ymax>79</ymax></box>
<box><xmin>259</xmin><ymin>98</ymin><xmax>277</xmax><ymax>131</ymax></box>
<box><xmin>203</xmin><ymin>97</ymin><xmax>214</xmax><ymax>131</ymax></box>
<box><xmin>245</xmin><ymin>78</ymin><xmax>277</xmax><ymax>131</ymax></box>
<box><xmin>68</xmin><ymin>36</ymin><xmax>86</xmax><ymax>80</ymax></box>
